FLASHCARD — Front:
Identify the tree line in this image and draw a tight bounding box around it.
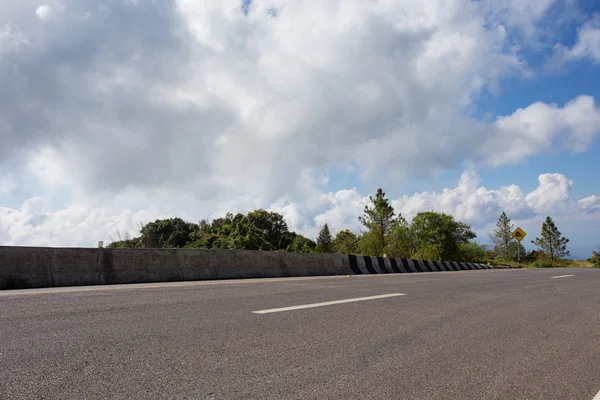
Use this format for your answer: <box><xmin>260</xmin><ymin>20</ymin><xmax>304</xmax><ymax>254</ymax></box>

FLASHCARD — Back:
<box><xmin>109</xmin><ymin>187</ymin><xmax>594</xmax><ymax>266</ymax></box>
<box><xmin>490</xmin><ymin>212</ymin><xmax>570</xmax><ymax>264</ymax></box>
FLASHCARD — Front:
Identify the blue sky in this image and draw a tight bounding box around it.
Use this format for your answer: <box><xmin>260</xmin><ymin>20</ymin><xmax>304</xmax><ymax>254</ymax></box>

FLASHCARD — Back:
<box><xmin>1</xmin><ymin>0</ymin><xmax>600</xmax><ymax>259</ymax></box>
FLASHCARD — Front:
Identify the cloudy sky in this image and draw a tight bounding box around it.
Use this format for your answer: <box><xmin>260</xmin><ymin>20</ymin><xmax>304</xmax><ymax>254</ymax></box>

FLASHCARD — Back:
<box><xmin>1</xmin><ymin>0</ymin><xmax>600</xmax><ymax>258</ymax></box>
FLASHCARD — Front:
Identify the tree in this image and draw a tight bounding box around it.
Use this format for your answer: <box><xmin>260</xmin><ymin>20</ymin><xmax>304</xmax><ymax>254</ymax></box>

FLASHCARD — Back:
<box><xmin>332</xmin><ymin>229</ymin><xmax>360</xmax><ymax>255</ymax></box>
<box><xmin>408</xmin><ymin>211</ymin><xmax>476</xmax><ymax>261</ymax></box>
<box><xmin>245</xmin><ymin>209</ymin><xmax>292</xmax><ymax>250</ymax></box>
<box><xmin>108</xmin><ymin>230</ymin><xmax>143</xmax><ymax>248</ymax></box>
<box><xmin>458</xmin><ymin>242</ymin><xmax>491</xmax><ymax>263</ymax></box>
<box><xmin>316</xmin><ymin>223</ymin><xmax>333</xmax><ymax>253</ymax></box>
<box><xmin>491</xmin><ymin>212</ymin><xmax>514</xmax><ymax>260</ymax></box>
<box><xmin>531</xmin><ymin>216</ymin><xmax>570</xmax><ymax>262</ymax></box>
<box><xmin>590</xmin><ymin>248</ymin><xmax>600</xmax><ymax>268</ymax></box>
<box><xmin>139</xmin><ymin>218</ymin><xmax>199</xmax><ymax>248</ymax></box>
<box><xmin>358</xmin><ymin>188</ymin><xmax>396</xmax><ymax>256</ymax></box>
<box><xmin>187</xmin><ymin>209</ymin><xmax>294</xmax><ymax>251</ymax></box>
<box><xmin>507</xmin><ymin>241</ymin><xmax>526</xmax><ymax>262</ymax></box>
<box><xmin>523</xmin><ymin>249</ymin><xmax>542</xmax><ymax>263</ymax></box>
<box><xmin>386</xmin><ymin>216</ymin><xmax>412</xmax><ymax>258</ymax></box>
<box><xmin>286</xmin><ymin>235</ymin><xmax>317</xmax><ymax>253</ymax></box>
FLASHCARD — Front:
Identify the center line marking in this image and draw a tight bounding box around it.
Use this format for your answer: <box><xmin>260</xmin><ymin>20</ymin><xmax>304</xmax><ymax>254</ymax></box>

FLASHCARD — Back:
<box><xmin>252</xmin><ymin>293</ymin><xmax>406</xmax><ymax>314</ymax></box>
<box><xmin>550</xmin><ymin>274</ymin><xmax>575</xmax><ymax>279</ymax></box>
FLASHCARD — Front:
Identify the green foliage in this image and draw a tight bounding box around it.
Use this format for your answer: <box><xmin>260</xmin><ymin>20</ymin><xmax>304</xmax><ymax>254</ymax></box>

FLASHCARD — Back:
<box><xmin>408</xmin><ymin>211</ymin><xmax>476</xmax><ymax>261</ymax></box>
<box><xmin>107</xmin><ymin>230</ymin><xmax>142</xmax><ymax>248</ymax></box>
<box><xmin>522</xmin><ymin>249</ymin><xmax>542</xmax><ymax>263</ymax></box>
<box><xmin>357</xmin><ymin>232</ymin><xmax>377</xmax><ymax>257</ymax></box>
<box><xmin>332</xmin><ymin>229</ymin><xmax>360</xmax><ymax>255</ymax></box>
<box><xmin>286</xmin><ymin>235</ymin><xmax>317</xmax><ymax>253</ymax></box>
<box><xmin>358</xmin><ymin>188</ymin><xmax>396</xmax><ymax>256</ymax></box>
<box><xmin>385</xmin><ymin>216</ymin><xmax>412</xmax><ymax>258</ymax></box>
<box><xmin>591</xmin><ymin>249</ymin><xmax>600</xmax><ymax>268</ymax></box>
<box><xmin>245</xmin><ymin>209</ymin><xmax>292</xmax><ymax>250</ymax></box>
<box><xmin>532</xmin><ymin>216</ymin><xmax>570</xmax><ymax>262</ymax></box>
<box><xmin>195</xmin><ymin>210</ymin><xmax>296</xmax><ymax>251</ymax></box>
<box><xmin>457</xmin><ymin>241</ymin><xmax>491</xmax><ymax>263</ymax></box>
<box><xmin>105</xmin><ymin>191</ymin><xmax>582</xmax><ymax>266</ymax></box>
<box><xmin>107</xmin><ymin>238</ymin><xmax>142</xmax><ymax>248</ymax></box>
<box><xmin>139</xmin><ymin>218</ymin><xmax>199</xmax><ymax>248</ymax></box>
<box><xmin>491</xmin><ymin>212</ymin><xmax>514</xmax><ymax>260</ymax></box>
<box><xmin>108</xmin><ymin>209</ymin><xmax>297</xmax><ymax>252</ymax></box>
<box><xmin>316</xmin><ymin>223</ymin><xmax>333</xmax><ymax>253</ymax></box>
<box><xmin>410</xmin><ymin>243</ymin><xmax>440</xmax><ymax>261</ymax></box>
<box><xmin>531</xmin><ymin>261</ymin><xmax>561</xmax><ymax>268</ymax></box>
<box><xmin>507</xmin><ymin>241</ymin><xmax>527</xmax><ymax>261</ymax></box>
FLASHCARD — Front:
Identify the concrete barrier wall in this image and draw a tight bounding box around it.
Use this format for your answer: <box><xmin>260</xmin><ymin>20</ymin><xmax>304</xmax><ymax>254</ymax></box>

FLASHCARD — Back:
<box><xmin>0</xmin><ymin>246</ymin><xmax>510</xmax><ymax>290</ymax></box>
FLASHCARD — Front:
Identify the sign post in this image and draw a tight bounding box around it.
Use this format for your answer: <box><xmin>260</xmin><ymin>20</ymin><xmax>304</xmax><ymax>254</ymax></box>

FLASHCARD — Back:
<box><xmin>511</xmin><ymin>227</ymin><xmax>527</xmax><ymax>264</ymax></box>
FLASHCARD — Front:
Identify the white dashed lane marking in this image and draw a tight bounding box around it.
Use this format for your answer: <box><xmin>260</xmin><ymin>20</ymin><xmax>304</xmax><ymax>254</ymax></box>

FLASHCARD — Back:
<box><xmin>550</xmin><ymin>274</ymin><xmax>575</xmax><ymax>279</ymax></box>
<box><xmin>252</xmin><ymin>293</ymin><xmax>406</xmax><ymax>314</ymax></box>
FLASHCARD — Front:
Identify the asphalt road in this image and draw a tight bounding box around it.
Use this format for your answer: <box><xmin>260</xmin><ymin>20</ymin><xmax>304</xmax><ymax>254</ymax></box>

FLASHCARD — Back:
<box><xmin>1</xmin><ymin>268</ymin><xmax>599</xmax><ymax>400</ymax></box>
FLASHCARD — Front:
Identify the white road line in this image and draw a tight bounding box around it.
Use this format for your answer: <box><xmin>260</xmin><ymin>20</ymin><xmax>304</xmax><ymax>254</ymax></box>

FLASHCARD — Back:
<box><xmin>593</xmin><ymin>389</ymin><xmax>600</xmax><ymax>400</ymax></box>
<box><xmin>0</xmin><ymin>276</ymin><xmax>348</xmax><ymax>296</ymax></box>
<box><xmin>550</xmin><ymin>274</ymin><xmax>575</xmax><ymax>279</ymax></box>
<box><xmin>252</xmin><ymin>293</ymin><xmax>406</xmax><ymax>314</ymax></box>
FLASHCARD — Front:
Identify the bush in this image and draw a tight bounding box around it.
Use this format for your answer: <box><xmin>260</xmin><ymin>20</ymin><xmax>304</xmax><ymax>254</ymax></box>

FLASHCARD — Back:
<box><xmin>531</xmin><ymin>261</ymin><xmax>562</xmax><ymax>268</ymax></box>
<box><xmin>457</xmin><ymin>241</ymin><xmax>491</xmax><ymax>263</ymax></box>
<box><xmin>591</xmin><ymin>250</ymin><xmax>600</xmax><ymax>268</ymax></box>
<box><xmin>410</xmin><ymin>243</ymin><xmax>440</xmax><ymax>262</ymax></box>
<box><xmin>484</xmin><ymin>258</ymin><xmax>524</xmax><ymax>268</ymax></box>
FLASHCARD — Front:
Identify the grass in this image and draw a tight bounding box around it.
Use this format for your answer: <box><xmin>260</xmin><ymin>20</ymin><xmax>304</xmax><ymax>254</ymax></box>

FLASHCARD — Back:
<box><xmin>481</xmin><ymin>259</ymin><xmax>527</xmax><ymax>268</ymax></box>
<box><xmin>566</xmin><ymin>259</ymin><xmax>595</xmax><ymax>268</ymax></box>
<box><xmin>526</xmin><ymin>259</ymin><xmax>595</xmax><ymax>268</ymax></box>
<box><xmin>481</xmin><ymin>258</ymin><xmax>597</xmax><ymax>269</ymax></box>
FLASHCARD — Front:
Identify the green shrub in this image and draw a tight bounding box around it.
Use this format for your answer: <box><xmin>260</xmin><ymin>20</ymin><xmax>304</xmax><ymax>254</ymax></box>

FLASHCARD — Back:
<box><xmin>591</xmin><ymin>250</ymin><xmax>600</xmax><ymax>268</ymax></box>
<box><xmin>410</xmin><ymin>243</ymin><xmax>440</xmax><ymax>262</ymax></box>
<box><xmin>531</xmin><ymin>261</ymin><xmax>561</xmax><ymax>268</ymax></box>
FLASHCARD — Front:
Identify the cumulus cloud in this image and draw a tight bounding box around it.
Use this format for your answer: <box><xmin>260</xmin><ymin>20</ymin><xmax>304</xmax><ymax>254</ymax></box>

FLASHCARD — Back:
<box><xmin>0</xmin><ymin>1</ymin><xmax>599</xmax><ymax>252</ymax></box>
<box><xmin>485</xmin><ymin>95</ymin><xmax>600</xmax><ymax>164</ymax></box>
<box><xmin>551</xmin><ymin>15</ymin><xmax>600</xmax><ymax>66</ymax></box>
<box><xmin>391</xmin><ymin>171</ymin><xmax>595</xmax><ymax>228</ymax></box>
<box><xmin>2</xmin><ymin>170</ymin><xmax>598</xmax><ymax>250</ymax></box>
<box><xmin>2</xmin><ymin>0</ymin><xmax>594</xmax><ymax>197</ymax></box>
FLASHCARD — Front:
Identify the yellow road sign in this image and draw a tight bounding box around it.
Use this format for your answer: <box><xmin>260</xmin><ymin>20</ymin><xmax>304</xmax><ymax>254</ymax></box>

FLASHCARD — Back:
<box><xmin>512</xmin><ymin>227</ymin><xmax>527</xmax><ymax>241</ymax></box>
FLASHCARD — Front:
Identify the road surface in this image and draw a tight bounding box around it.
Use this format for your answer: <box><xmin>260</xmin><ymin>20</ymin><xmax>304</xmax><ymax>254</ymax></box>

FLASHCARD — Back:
<box><xmin>1</xmin><ymin>268</ymin><xmax>599</xmax><ymax>399</ymax></box>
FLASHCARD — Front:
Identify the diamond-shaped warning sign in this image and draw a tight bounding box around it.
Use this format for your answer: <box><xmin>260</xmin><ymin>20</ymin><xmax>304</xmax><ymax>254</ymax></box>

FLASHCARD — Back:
<box><xmin>512</xmin><ymin>227</ymin><xmax>527</xmax><ymax>242</ymax></box>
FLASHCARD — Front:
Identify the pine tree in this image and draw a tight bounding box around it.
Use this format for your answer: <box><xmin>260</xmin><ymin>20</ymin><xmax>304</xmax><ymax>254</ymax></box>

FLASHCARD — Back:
<box><xmin>358</xmin><ymin>188</ymin><xmax>395</xmax><ymax>256</ymax></box>
<box><xmin>316</xmin><ymin>223</ymin><xmax>333</xmax><ymax>253</ymax></box>
<box><xmin>491</xmin><ymin>212</ymin><xmax>514</xmax><ymax>260</ymax></box>
<box><xmin>532</xmin><ymin>216</ymin><xmax>570</xmax><ymax>262</ymax></box>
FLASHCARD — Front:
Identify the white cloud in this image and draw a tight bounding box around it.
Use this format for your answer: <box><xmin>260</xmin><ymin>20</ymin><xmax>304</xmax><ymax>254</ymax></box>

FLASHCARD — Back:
<box><xmin>552</xmin><ymin>16</ymin><xmax>600</xmax><ymax>65</ymax></box>
<box><xmin>35</xmin><ymin>4</ymin><xmax>52</xmax><ymax>20</ymax></box>
<box><xmin>579</xmin><ymin>195</ymin><xmax>600</xmax><ymax>213</ymax></box>
<box><xmin>485</xmin><ymin>0</ymin><xmax>558</xmax><ymax>38</ymax></box>
<box><xmin>525</xmin><ymin>174</ymin><xmax>572</xmax><ymax>213</ymax></box>
<box><xmin>485</xmin><ymin>95</ymin><xmax>600</xmax><ymax>165</ymax></box>
<box><xmin>387</xmin><ymin>171</ymin><xmax>593</xmax><ymax>229</ymax></box>
<box><xmin>0</xmin><ymin>1</ymin><xmax>598</xmax><ymax>254</ymax></box>
<box><xmin>3</xmin><ymin>170</ymin><xmax>598</xmax><ymax>252</ymax></box>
